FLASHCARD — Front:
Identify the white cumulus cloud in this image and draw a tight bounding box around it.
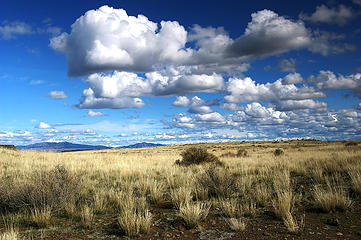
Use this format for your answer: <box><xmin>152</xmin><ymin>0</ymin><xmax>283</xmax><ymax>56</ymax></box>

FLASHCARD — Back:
<box><xmin>36</xmin><ymin>122</ymin><xmax>52</xmax><ymax>129</ymax></box>
<box><xmin>226</xmin><ymin>10</ymin><xmax>310</xmax><ymax>58</ymax></box>
<box><xmin>173</xmin><ymin>96</ymin><xmax>190</xmax><ymax>107</ymax></box>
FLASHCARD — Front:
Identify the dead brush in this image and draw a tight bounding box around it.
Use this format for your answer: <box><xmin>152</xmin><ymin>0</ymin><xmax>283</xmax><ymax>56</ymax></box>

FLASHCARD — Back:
<box><xmin>29</xmin><ymin>206</ymin><xmax>52</xmax><ymax>228</ymax></box>
<box><xmin>197</xmin><ymin>166</ymin><xmax>238</xmax><ymax>198</ymax></box>
<box><xmin>175</xmin><ymin>147</ymin><xmax>224</xmax><ymax>166</ymax></box>
<box><xmin>0</xmin><ymin>165</ymin><xmax>81</xmax><ymax>214</ymax></box>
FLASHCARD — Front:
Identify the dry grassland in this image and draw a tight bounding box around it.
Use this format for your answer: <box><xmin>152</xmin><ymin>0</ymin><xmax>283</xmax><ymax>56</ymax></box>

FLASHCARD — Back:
<box><xmin>0</xmin><ymin>140</ymin><xmax>360</xmax><ymax>239</ymax></box>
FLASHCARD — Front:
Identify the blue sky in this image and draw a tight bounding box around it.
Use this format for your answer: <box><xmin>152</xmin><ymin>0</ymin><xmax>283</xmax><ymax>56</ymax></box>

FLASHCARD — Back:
<box><xmin>1</xmin><ymin>0</ymin><xmax>361</xmax><ymax>146</ymax></box>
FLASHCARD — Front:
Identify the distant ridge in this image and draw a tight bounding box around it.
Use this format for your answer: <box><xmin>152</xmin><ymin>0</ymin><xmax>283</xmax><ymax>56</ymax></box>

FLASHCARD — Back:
<box><xmin>17</xmin><ymin>141</ymin><xmax>111</xmax><ymax>152</ymax></box>
<box><xmin>16</xmin><ymin>141</ymin><xmax>165</xmax><ymax>152</ymax></box>
<box><xmin>120</xmin><ymin>142</ymin><xmax>165</xmax><ymax>148</ymax></box>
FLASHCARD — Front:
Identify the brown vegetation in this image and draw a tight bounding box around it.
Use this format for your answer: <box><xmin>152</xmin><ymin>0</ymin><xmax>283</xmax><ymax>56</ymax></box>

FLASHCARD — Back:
<box><xmin>0</xmin><ymin>140</ymin><xmax>361</xmax><ymax>239</ymax></box>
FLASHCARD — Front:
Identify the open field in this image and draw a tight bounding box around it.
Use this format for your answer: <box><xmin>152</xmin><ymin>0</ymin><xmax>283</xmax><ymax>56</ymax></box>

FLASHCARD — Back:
<box><xmin>1</xmin><ymin>140</ymin><xmax>361</xmax><ymax>239</ymax></box>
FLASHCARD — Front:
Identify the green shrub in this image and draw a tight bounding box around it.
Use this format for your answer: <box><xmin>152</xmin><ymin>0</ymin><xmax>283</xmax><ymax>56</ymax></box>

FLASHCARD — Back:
<box><xmin>176</xmin><ymin>147</ymin><xmax>223</xmax><ymax>166</ymax></box>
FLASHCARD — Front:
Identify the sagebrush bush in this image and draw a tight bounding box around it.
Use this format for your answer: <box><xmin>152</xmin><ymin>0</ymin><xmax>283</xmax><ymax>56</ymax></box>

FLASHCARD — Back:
<box><xmin>220</xmin><ymin>148</ymin><xmax>248</xmax><ymax>158</ymax></box>
<box><xmin>0</xmin><ymin>165</ymin><xmax>81</xmax><ymax>213</ymax></box>
<box><xmin>274</xmin><ymin>148</ymin><xmax>284</xmax><ymax>156</ymax></box>
<box><xmin>176</xmin><ymin>147</ymin><xmax>223</xmax><ymax>166</ymax></box>
<box><xmin>197</xmin><ymin>167</ymin><xmax>238</xmax><ymax>198</ymax></box>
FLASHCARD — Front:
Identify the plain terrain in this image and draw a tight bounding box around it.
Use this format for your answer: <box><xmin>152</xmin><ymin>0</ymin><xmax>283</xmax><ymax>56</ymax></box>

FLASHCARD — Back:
<box><xmin>0</xmin><ymin>140</ymin><xmax>360</xmax><ymax>239</ymax></box>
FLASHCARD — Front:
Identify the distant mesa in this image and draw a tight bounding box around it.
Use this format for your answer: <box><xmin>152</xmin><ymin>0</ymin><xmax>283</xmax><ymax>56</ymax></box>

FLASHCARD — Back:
<box><xmin>16</xmin><ymin>141</ymin><xmax>164</xmax><ymax>152</ymax></box>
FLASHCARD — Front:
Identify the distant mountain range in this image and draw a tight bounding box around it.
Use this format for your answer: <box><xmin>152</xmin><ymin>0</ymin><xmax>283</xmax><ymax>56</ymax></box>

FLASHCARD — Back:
<box><xmin>118</xmin><ymin>142</ymin><xmax>165</xmax><ymax>148</ymax></box>
<box><xmin>17</xmin><ymin>141</ymin><xmax>164</xmax><ymax>152</ymax></box>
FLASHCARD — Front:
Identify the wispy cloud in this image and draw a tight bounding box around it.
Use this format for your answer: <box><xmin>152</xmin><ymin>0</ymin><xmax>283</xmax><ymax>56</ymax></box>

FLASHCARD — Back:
<box><xmin>47</xmin><ymin>91</ymin><xmax>68</xmax><ymax>99</ymax></box>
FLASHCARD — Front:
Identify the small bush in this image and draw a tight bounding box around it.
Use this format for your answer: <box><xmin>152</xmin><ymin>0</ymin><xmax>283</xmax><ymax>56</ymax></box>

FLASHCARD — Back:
<box><xmin>274</xmin><ymin>148</ymin><xmax>284</xmax><ymax>156</ymax></box>
<box><xmin>0</xmin><ymin>145</ymin><xmax>18</xmax><ymax>151</ymax></box>
<box><xmin>197</xmin><ymin>167</ymin><xmax>238</xmax><ymax>198</ymax></box>
<box><xmin>344</xmin><ymin>141</ymin><xmax>358</xmax><ymax>147</ymax></box>
<box><xmin>220</xmin><ymin>149</ymin><xmax>248</xmax><ymax>158</ymax></box>
<box><xmin>176</xmin><ymin>147</ymin><xmax>223</xmax><ymax>166</ymax></box>
<box><xmin>0</xmin><ymin>165</ymin><xmax>81</xmax><ymax>213</ymax></box>
<box><xmin>237</xmin><ymin>149</ymin><xmax>248</xmax><ymax>157</ymax></box>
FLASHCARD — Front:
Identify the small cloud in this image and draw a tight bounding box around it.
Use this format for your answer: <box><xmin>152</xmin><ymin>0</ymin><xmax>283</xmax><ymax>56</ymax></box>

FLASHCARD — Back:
<box><xmin>36</xmin><ymin>122</ymin><xmax>51</xmax><ymax>129</ymax></box>
<box><xmin>87</xmin><ymin>110</ymin><xmax>105</xmax><ymax>117</ymax></box>
<box><xmin>300</xmin><ymin>5</ymin><xmax>354</xmax><ymax>26</ymax></box>
<box><xmin>29</xmin><ymin>80</ymin><xmax>45</xmax><ymax>85</ymax></box>
<box><xmin>353</xmin><ymin>0</ymin><xmax>361</xmax><ymax>6</ymax></box>
<box><xmin>173</xmin><ymin>96</ymin><xmax>190</xmax><ymax>107</ymax></box>
<box><xmin>278</xmin><ymin>58</ymin><xmax>296</xmax><ymax>72</ymax></box>
<box><xmin>42</xmin><ymin>18</ymin><xmax>52</xmax><ymax>24</ymax></box>
<box><xmin>0</xmin><ymin>21</ymin><xmax>33</xmax><ymax>39</ymax></box>
<box><xmin>47</xmin><ymin>90</ymin><xmax>67</xmax><ymax>99</ymax></box>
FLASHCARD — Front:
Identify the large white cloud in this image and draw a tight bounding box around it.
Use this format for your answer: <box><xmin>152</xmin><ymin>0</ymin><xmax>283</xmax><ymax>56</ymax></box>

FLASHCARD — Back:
<box><xmin>50</xmin><ymin>6</ymin><xmax>318</xmax><ymax>78</ymax></box>
<box><xmin>50</xmin><ymin>5</ymin><xmax>191</xmax><ymax>76</ymax></box>
<box><xmin>309</xmin><ymin>71</ymin><xmax>361</xmax><ymax>90</ymax></box>
<box><xmin>226</xmin><ymin>10</ymin><xmax>310</xmax><ymax>58</ymax></box>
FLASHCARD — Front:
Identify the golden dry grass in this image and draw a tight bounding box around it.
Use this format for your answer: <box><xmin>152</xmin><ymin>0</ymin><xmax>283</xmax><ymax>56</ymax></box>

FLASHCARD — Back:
<box><xmin>0</xmin><ymin>140</ymin><xmax>360</xmax><ymax>237</ymax></box>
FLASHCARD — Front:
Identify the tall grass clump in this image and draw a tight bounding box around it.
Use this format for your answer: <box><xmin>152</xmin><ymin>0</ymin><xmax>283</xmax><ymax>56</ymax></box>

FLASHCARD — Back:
<box><xmin>29</xmin><ymin>206</ymin><xmax>52</xmax><ymax>228</ymax></box>
<box><xmin>178</xmin><ymin>202</ymin><xmax>210</xmax><ymax>229</ymax></box>
<box><xmin>175</xmin><ymin>147</ymin><xmax>223</xmax><ymax>166</ymax></box>
<box><xmin>226</xmin><ymin>218</ymin><xmax>246</xmax><ymax>232</ymax></box>
<box><xmin>349</xmin><ymin>171</ymin><xmax>361</xmax><ymax>195</ymax></box>
<box><xmin>116</xmin><ymin>193</ymin><xmax>152</xmax><ymax>237</ymax></box>
<box><xmin>0</xmin><ymin>228</ymin><xmax>20</xmax><ymax>240</ymax></box>
<box><xmin>170</xmin><ymin>186</ymin><xmax>193</xmax><ymax>209</ymax></box>
<box><xmin>313</xmin><ymin>179</ymin><xmax>352</xmax><ymax>212</ymax></box>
